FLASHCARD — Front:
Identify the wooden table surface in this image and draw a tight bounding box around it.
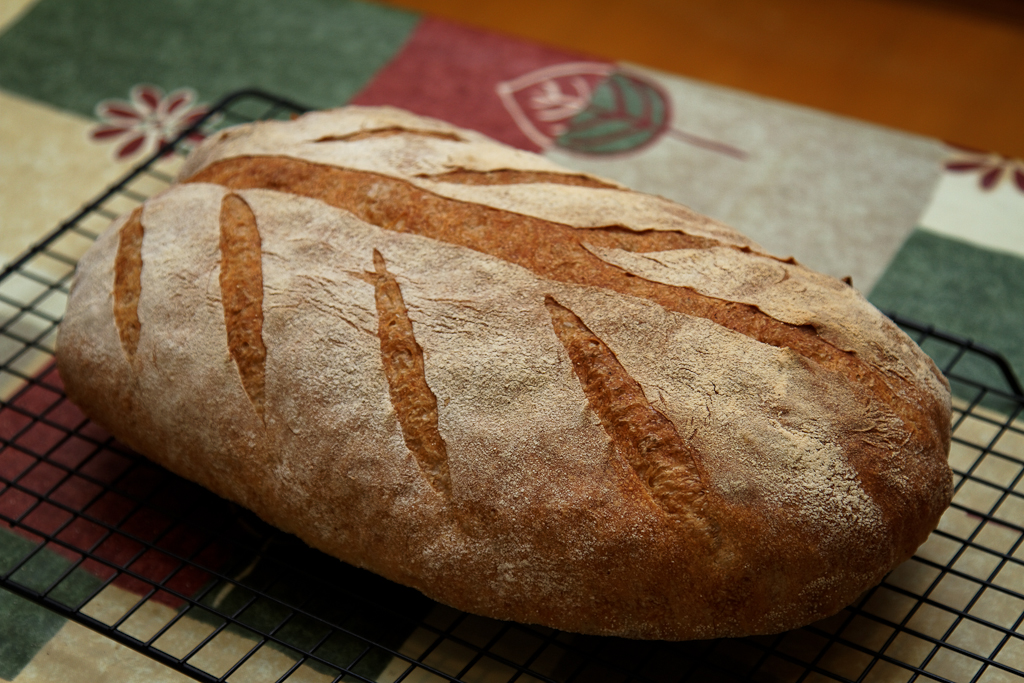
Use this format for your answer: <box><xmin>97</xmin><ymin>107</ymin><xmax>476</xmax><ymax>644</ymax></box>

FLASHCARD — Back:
<box><xmin>381</xmin><ymin>0</ymin><xmax>1024</xmax><ymax>158</ymax></box>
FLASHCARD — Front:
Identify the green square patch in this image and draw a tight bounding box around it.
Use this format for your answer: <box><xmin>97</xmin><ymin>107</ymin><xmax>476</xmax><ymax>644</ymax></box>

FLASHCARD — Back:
<box><xmin>0</xmin><ymin>0</ymin><xmax>420</xmax><ymax>117</ymax></box>
<box><xmin>0</xmin><ymin>527</ymin><xmax>106</xmax><ymax>680</ymax></box>
<box><xmin>869</xmin><ymin>228</ymin><xmax>1024</xmax><ymax>396</ymax></box>
<box><xmin>0</xmin><ymin>587</ymin><xmax>67</xmax><ymax>681</ymax></box>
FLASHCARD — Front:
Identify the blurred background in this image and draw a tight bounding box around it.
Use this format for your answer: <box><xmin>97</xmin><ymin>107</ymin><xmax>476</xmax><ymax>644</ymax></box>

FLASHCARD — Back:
<box><xmin>380</xmin><ymin>0</ymin><xmax>1024</xmax><ymax>158</ymax></box>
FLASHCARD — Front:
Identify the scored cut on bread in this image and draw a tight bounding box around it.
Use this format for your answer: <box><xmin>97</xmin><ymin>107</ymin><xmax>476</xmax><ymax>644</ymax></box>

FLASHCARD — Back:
<box><xmin>56</xmin><ymin>106</ymin><xmax>953</xmax><ymax>640</ymax></box>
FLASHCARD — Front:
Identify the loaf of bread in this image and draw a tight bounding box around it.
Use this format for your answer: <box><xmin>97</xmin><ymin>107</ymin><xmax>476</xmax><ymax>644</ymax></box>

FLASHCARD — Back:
<box><xmin>56</xmin><ymin>106</ymin><xmax>953</xmax><ymax>640</ymax></box>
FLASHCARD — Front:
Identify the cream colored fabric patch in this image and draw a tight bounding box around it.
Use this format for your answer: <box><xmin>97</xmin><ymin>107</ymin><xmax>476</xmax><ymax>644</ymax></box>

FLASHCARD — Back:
<box><xmin>0</xmin><ymin>0</ymin><xmax>37</xmax><ymax>31</ymax></box>
<box><xmin>11</xmin><ymin>617</ymin><xmax>191</xmax><ymax>683</ymax></box>
<box><xmin>544</xmin><ymin>63</ymin><xmax>947</xmax><ymax>292</ymax></box>
<box><xmin>0</xmin><ymin>89</ymin><xmax>124</xmax><ymax>270</ymax></box>
<box><xmin>12</xmin><ymin>581</ymin><xmax>336</xmax><ymax>682</ymax></box>
<box><xmin>918</xmin><ymin>167</ymin><xmax>1024</xmax><ymax>260</ymax></box>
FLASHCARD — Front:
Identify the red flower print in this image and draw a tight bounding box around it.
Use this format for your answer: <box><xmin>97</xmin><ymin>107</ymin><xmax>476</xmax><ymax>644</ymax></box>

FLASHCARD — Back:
<box><xmin>89</xmin><ymin>85</ymin><xmax>209</xmax><ymax>162</ymax></box>
<box><xmin>944</xmin><ymin>145</ymin><xmax>1024</xmax><ymax>193</ymax></box>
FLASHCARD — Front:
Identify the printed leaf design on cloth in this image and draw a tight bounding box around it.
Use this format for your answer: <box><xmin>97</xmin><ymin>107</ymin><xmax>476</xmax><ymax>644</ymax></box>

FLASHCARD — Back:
<box><xmin>89</xmin><ymin>84</ymin><xmax>209</xmax><ymax>162</ymax></box>
<box><xmin>497</xmin><ymin>64</ymin><xmax>748</xmax><ymax>159</ymax></box>
<box><xmin>944</xmin><ymin>145</ymin><xmax>1024</xmax><ymax>193</ymax></box>
<box><xmin>554</xmin><ymin>72</ymin><xmax>671</xmax><ymax>155</ymax></box>
<box><xmin>495</xmin><ymin>62</ymin><xmax>616</xmax><ymax>148</ymax></box>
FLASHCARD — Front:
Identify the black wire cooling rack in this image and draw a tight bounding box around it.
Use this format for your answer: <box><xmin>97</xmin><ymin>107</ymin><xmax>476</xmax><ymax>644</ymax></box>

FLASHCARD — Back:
<box><xmin>2</xmin><ymin>91</ymin><xmax>1023</xmax><ymax>683</ymax></box>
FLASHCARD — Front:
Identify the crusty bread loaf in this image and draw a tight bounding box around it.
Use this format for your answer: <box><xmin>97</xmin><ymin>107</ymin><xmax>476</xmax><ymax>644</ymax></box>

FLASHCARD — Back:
<box><xmin>56</xmin><ymin>106</ymin><xmax>953</xmax><ymax>640</ymax></box>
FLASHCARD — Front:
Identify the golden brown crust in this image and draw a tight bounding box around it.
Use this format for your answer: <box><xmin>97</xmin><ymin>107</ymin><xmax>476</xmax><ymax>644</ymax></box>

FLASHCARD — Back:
<box><xmin>362</xmin><ymin>249</ymin><xmax>452</xmax><ymax>496</ymax></box>
<box><xmin>314</xmin><ymin>126</ymin><xmax>465</xmax><ymax>143</ymax></box>
<box><xmin>112</xmin><ymin>207</ymin><xmax>144</xmax><ymax>359</ymax></box>
<box><xmin>219</xmin><ymin>193</ymin><xmax>267</xmax><ymax>420</ymax></box>
<box><xmin>418</xmin><ymin>168</ymin><xmax>621</xmax><ymax>189</ymax></box>
<box><xmin>56</xmin><ymin>106</ymin><xmax>953</xmax><ymax>640</ymax></box>
<box><xmin>544</xmin><ymin>295</ymin><xmax>707</xmax><ymax>522</ymax></box>
<box><xmin>181</xmin><ymin>157</ymin><xmax>843</xmax><ymax>367</ymax></box>
<box><xmin>182</xmin><ymin>155</ymin><xmax>950</xmax><ymax>488</ymax></box>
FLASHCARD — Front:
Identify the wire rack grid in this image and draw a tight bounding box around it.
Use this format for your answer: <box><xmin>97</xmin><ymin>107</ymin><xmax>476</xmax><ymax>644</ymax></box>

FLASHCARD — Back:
<box><xmin>1</xmin><ymin>91</ymin><xmax>1023</xmax><ymax>683</ymax></box>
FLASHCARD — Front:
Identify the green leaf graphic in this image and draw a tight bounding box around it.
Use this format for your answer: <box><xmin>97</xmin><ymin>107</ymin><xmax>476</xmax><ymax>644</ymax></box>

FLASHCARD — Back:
<box><xmin>555</xmin><ymin>72</ymin><xmax>669</xmax><ymax>155</ymax></box>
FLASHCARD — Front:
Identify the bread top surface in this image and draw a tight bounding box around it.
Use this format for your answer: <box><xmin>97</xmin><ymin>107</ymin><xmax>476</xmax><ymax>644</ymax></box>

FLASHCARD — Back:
<box><xmin>57</xmin><ymin>106</ymin><xmax>953</xmax><ymax>640</ymax></box>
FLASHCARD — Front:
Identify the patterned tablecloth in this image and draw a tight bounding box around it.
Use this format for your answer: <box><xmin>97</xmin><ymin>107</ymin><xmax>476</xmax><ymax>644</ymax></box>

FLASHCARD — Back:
<box><xmin>1</xmin><ymin>1</ymin><xmax>1022</xmax><ymax>681</ymax></box>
